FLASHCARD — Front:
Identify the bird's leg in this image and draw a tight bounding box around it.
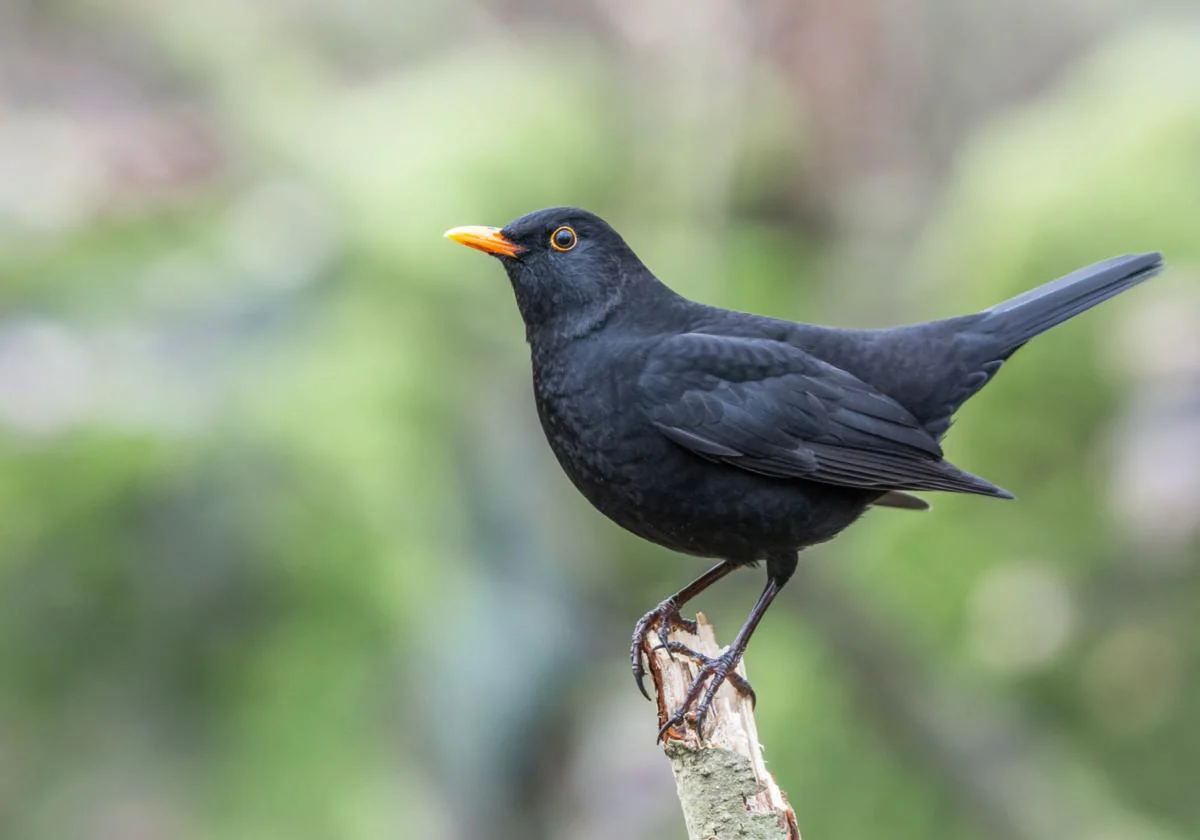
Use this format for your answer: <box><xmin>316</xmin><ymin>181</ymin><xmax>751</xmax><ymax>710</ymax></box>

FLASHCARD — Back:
<box><xmin>657</xmin><ymin>553</ymin><xmax>794</xmax><ymax>741</ymax></box>
<box><xmin>630</xmin><ymin>560</ymin><xmax>738</xmax><ymax>700</ymax></box>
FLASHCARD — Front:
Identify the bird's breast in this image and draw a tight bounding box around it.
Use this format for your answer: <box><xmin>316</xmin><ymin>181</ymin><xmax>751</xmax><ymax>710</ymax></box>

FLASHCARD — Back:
<box><xmin>530</xmin><ymin>341</ymin><xmax>664</xmax><ymax>507</ymax></box>
<box><xmin>532</xmin><ymin>357</ymin><xmax>646</xmax><ymax>487</ymax></box>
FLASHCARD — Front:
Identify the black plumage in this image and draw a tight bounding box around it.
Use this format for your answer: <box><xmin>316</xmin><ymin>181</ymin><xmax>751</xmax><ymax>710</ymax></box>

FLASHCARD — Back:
<box><xmin>445</xmin><ymin>207</ymin><xmax>1162</xmax><ymax>738</ymax></box>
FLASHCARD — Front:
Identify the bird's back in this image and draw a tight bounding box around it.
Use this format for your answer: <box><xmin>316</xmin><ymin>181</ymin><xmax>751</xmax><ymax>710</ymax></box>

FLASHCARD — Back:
<box><xmin>682</xmin><ymin>249</ymin><xmax>1162</xmax><ymax>439</ymax></box>
<box><xmin>682</xmin><ymin>304</ymin><xmax>981</xmax><ymax>438</ymax></box>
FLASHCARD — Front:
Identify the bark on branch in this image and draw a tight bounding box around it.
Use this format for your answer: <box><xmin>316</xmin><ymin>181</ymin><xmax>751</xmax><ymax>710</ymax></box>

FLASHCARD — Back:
<box><xmin>644</xmin><ymin>613</ymin><xmax>800</xmax><ymax>840</ymax></box>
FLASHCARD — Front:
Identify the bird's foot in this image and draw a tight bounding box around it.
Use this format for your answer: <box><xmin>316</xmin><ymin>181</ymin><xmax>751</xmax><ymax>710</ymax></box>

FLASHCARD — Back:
<box><xmin>630</xmin><ymin>597</ymin><xmax>698</xmax><ymax>701</ymax></box>
<box><xmin>656</xmin><ymin>644</ymin><xmax>756</xmax><ymax>742</ymax></box>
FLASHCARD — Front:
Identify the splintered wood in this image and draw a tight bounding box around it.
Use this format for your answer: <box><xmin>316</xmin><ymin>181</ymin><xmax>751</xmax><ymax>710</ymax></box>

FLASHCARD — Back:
<box><xmin>644</xmin><ymin>612</ymin><xmax>800</xmax><ymax>840</ymax></box>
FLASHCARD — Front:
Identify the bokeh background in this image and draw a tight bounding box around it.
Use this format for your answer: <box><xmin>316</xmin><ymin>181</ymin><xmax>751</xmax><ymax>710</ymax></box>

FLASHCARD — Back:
<box><xmin>2</xmin><ymin>0</ymin><xmax>1199</xmax><ymax>838</ymax></box>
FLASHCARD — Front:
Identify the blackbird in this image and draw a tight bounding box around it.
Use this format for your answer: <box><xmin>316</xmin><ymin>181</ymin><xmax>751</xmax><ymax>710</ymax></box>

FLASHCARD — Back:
<box><xmin>445</xmin><ymin>207</ymin><xmax>1162</xmax><ymax>738</ymax></box>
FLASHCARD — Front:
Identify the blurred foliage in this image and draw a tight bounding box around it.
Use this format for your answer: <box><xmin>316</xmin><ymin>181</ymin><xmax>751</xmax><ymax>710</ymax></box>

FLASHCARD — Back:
<box><xmin>0</xmin><ymin>2</ymin><xmax>1198</xmax><ymax>839</ymax></box>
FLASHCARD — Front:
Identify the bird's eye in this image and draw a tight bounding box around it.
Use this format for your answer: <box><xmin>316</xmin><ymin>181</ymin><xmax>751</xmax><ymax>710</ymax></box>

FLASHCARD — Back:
<box><xmin>550</xmin><ymin>226</ymin><xmax>578</xmax><ymax>252</ymax></box>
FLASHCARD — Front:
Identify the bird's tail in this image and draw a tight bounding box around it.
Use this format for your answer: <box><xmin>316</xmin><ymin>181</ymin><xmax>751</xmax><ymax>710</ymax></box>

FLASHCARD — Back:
<box><xmin>974</xmin><ymin>252</ymin><xmax>1163</xmax><ymax>353</ymax></box>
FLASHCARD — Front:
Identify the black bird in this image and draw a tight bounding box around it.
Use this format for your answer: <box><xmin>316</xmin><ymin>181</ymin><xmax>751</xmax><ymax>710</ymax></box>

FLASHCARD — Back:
<box><xmin>445</xmin><ymin>207</ymin><xmax>1162</xmax><ymax>738</ymax></box>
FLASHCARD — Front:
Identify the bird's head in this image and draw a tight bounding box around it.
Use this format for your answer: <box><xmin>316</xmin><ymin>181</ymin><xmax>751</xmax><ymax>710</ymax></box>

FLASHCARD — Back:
<box><xmin>445</xmin><ymin>207</ymin><xmax>654</xmax><ymax>339</ymax></box>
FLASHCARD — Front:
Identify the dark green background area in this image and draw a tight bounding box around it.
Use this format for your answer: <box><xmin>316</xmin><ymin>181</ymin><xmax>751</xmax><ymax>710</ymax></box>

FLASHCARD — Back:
<box><xmin>0</xmin><ymin>3</ymin><xmax>1197</xmax><ymax>838</ymax></box>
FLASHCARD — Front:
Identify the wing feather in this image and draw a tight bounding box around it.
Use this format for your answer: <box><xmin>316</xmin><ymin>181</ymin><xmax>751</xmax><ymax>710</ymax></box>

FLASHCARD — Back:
<box><xmin>639</xmin><ymin>333</ymin><xmax>1011</xmax><ymax>498</ymax></box>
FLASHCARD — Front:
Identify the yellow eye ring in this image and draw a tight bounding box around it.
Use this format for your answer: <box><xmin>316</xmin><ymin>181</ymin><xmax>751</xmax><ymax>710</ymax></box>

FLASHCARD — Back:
<box><xmin>550</xmin><ymin>226</ymin><xmax>577</xmax><ymax>252</ymax></box>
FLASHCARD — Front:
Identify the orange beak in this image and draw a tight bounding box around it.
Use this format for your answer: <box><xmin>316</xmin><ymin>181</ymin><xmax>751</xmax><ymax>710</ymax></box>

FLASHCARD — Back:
<box><xmin>444</xmin><ymin>225</ymin><xmax>526</xmax><ymax>258</ymax></box>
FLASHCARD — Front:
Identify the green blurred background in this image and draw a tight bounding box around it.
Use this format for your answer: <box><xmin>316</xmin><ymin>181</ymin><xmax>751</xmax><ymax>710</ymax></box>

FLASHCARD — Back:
<box><xmin>2</xmin><ymin>1</ymin><xmax>1198</xmax><ymax>838</ymax></box>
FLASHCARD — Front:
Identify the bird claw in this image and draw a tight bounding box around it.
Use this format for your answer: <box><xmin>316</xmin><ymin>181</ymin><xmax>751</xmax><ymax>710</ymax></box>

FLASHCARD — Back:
<box><xmin>630</xmin><ymin>597</ymin><xmax>698</xmax><ymax>701</ymax></box>
<box><xmin>656</xmin><ymin>646</ymin><xmax>756</xmax><ymax>743</ymax></box>
<box><xmin>663</xmin><ymin>641</ymin><xmax>757</xmax><ymax>704</ymax></box>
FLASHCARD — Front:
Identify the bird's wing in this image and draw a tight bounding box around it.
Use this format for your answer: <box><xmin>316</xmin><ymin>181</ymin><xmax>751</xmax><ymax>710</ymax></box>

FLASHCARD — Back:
<box><xmin>638</xmin><ymin>333</ymin><xmax>1011</xmax><ymax>497</ymax></box>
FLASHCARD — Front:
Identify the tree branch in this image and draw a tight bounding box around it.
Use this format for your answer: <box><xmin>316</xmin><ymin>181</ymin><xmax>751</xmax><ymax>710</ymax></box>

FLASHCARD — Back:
<box><xmin>645</xmin><ymin>613</ymin><xmax>800</xmax><ymax>840</ymax></box>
